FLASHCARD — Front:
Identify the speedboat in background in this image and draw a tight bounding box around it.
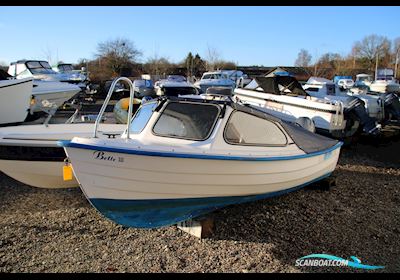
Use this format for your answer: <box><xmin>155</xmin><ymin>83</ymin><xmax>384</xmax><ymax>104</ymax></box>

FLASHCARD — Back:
<box><xmin>60</xmin><ymin>90</ymin><xmax>342</xmax><ymax>229</ymax></box>
<box><xmin>155</xmin><ymin>75</ymin><xmax>198</xmax><ymax>96</ymax></box>
<box><xmin>8</xmin><ymin>60</ymin><xmax>87</xmax><ymax>90</ymax></box>
<box><xmin>0</xmin><ymin>77</ymin><xmax>33</xmax><ymax>125</ymax></box>
<box><xmin>194</xmin><ymin>71</ymin><xmax>236</xmax><ymax>93</ymax></box>
<box><xmin>234</xmin><ymin>75</ymin><xmax>380</xmax><ymax>141</ymax></box>
<box><xmin>355</xmin><ymin>73</ymin><xmax>400</xmax><ymax>94</ymax></box>
<box><xmin>0</xmin><ymin>68</ymin><xmax>81</xmax><ymax>122</ymax></box>
<box><xmin>52</xmin><ymin>62</ymin><xmax>89</xmax><ymax>90</ymax></box>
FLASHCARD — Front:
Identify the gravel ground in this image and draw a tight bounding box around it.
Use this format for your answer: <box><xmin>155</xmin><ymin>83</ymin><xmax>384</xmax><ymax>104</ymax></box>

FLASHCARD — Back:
<box><xmin>0</xmin><ymin>140</ymin><xmax>399</xmax><ymax>273</ymax></box>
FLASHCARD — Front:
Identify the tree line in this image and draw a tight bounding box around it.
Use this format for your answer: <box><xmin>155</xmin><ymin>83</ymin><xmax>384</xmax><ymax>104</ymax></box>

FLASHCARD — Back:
<box><xmin>294</xmin><ymin>34</ymin><xmax>400</xmax><ymax>79</ymax></box>
<box><xmin>73</xmin><ymin>37</ymin><xmax>237</xmax><ymax>83</ymax></box>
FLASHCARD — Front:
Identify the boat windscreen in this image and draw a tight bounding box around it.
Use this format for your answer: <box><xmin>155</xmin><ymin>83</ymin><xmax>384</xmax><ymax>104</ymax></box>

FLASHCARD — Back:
<box><xmin>162</xmin><ymin>87</ymin><xmax>197</xmax><ymax>97</ymax></box>
<box><xmin>27</xmin><ymin>61</ymin><xmax>56</xmax><ymax>74</ymax></box>
<box><xmin>153</xmin><ymin>102</ymin><xmax>220</xmax><ymax>141</ymax></box>
<box><xmin>59</xmin><ymin>64</ymin><xmax>74</xmax><ymax>72</ymax></box>
<box><xmin>250</xmin><ymin>76</ymin><xmax>309</xmax><ymax>96</ymax></box>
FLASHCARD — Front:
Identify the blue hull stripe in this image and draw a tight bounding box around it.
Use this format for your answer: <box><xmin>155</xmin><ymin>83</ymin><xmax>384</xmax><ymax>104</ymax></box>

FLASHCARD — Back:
<box><xmin>89</xmin><ymin>172</ymin><xmax>332</xmax><ymax>229</ymax></box>
<box><xmin>59</xmin><ymin>140</ymin><xmax>342</xmax><ymax>161</ymax></box>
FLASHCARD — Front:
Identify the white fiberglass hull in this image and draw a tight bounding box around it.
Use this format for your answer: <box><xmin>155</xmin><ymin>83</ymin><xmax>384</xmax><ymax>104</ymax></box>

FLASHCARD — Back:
<box><xmin>63</xmin><ymin>138</ymin><xmax>341</xmax><ymax>228</ymax></box>
<box><xmin>0</xmin><ymin>123</ymin><xmax>126</xmax><ymax>188</ymax></box>
<box><xmin>0</xmin><ymin>78</ymin><xmax>33</xmax><ymax>125</ymax></box>
<box><xmin>234</xmin><ymin>88</ymin><xmax>347</xmax><ymax>134</ymax></box>
<box><xmin>0</xmin><ymin>160</ymin><xmax>78</xmax><ymax>188</ymax></box>
<box><xmin>31</xmin><ymin>81</ymin><xmax>81</xmax><ymax>113</ymax></box>
<box><xmin>369</xmin><ymin>82</ymin><xmax>400</xmax><ymax>94</ymax></box>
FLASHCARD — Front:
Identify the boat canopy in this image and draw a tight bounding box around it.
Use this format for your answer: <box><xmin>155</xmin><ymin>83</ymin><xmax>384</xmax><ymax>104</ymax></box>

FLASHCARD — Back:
<box><xmin>245</xmin><ymin>76</ymin><xmax>309</xmax><ymax>96</ymax></box>
<box><xmin>155</xmin><ymin>96</ymin><xmax>339</xmax><ymax>154</ymax></box>
<box><xmin>231</xmin><ymin>102</ymin><xmax>339</xmax><ymax>154</ymax></box>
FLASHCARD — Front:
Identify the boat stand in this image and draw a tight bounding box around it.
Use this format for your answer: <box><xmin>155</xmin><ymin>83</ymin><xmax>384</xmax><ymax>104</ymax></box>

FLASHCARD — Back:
<box><xmin>40</xmin><ymin>105</ymin><xmax>59</xmax><ymax>127</ymax></box>
<box><xmin>176</xmin><ymin>216</ymin><xmax>215</xmax><ymax>239</ymax></box>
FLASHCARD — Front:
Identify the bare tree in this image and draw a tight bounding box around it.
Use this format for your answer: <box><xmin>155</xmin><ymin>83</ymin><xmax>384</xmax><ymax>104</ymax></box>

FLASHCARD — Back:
<box><xmin>294</xmin><ymin>49</ymin><xmax>312</xmax><ymax>67</ymax></box>
<box><xmin>393</xmin><ymin>37</ymin><xmax>400</xmax><ymax>79</ymax></box>
<box><xmin>42</xmin><ymin>45</ymin><xmax>54</xmax><ymax>64</ymax></box>
<box><xmin>205</xmin><ymin>45</ymin><xmax>222</xmax><ymax>71</ymax></box>
<box><xmin>352</xmin><ymin>34</ymin><xmax>391</xmax><ymax>70</ymax></box>
<box><xmin>95</xmin><ymin>37</ymin><xmax>142</xmax><ymax>76</ymax></box>
<box><xmin>143</xmin><ymin>55</ymin><xmax>175</xmax><ymax>77</ymax></box>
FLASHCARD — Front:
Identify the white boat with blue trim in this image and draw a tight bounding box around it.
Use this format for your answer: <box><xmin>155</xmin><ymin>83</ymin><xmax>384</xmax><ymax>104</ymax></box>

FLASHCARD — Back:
<box><xmin>59</xmin><ymin>79</ymin><xmax>342</xmax><ymax>229</ymax></box>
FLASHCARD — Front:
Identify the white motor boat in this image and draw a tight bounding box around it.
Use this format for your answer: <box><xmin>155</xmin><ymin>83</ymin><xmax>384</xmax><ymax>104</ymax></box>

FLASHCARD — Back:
<box><xmin>8</xmin><ymin>60</ymin><xmax>87</xmax><ymax>90</ymax></box>
<box><xmin>0</xmin><ymin>77</ymin><xmax>33</xmax><ymax>125</ymax></box>
<box><xmin>369</xmin><ymin>79</ymin><xmax>400</xmax><ymax>94</ymax></box>
<box><xmin>0</xmin><ymin>122</ymin><xmax>126</xmax><ymax>188</ymax></box>
<box><xmin>59</xmin><ymin>78</ymin><xmax>342</xmax><ymax>228</ymax></box>
<box><xmin>235</xmin><ymin>75</ymin><xmax>380</xmax><ymax>140</ymax></box>
<box><xmin>155</xmin><ymin>75</ymin><xmax>198</xmax><ymax>96</ymax></box>
<box><xmin>304</xmin><ymin>76</ymin><xmax>385</xmax><ymax>122</ymax></box>
<box><xmin>52</xmin><ymin>63</ymin><xmax>89</xmax><ymax>90</ymax></box>
<box><xmin>355</xmin><ymin>73</ymin><xmax>400</xmax><ymax>94</ymax></box>
<box><xmin>194</xmin><ymin>71</ymin><xmax>236</xmax><ymax>93</ymax></box>
<box><xmin>6</xmin><ymin>60</ymin><xmax>81</xmax><ymax>119</ymax></box>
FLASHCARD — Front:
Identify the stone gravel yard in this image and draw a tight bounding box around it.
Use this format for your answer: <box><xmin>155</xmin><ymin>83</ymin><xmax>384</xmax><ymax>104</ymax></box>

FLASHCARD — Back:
<box><xmin>0</xmin><ymin>140</ymin><xmax>399</xmax><ymax>273</ymax></box>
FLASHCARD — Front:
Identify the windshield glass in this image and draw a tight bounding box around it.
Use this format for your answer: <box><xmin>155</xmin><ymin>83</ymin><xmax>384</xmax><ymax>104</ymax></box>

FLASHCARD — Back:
<box><xmin>26</xmin><ymin>61</ymin><xmax>56</xmax><ymax>75</ymax></box>
<box><xmin>153</xmin><ymin>102</ymin><xmax>220</xmax><ymax>140</ymax></box>
<box><xmin>129</xmin><ymin>102</ymin><xmax>157</xmax><ymax>134</ymax></box>
<box><xmin>202</xmin><ymin>73</ymin><xmax>223</xmax><ymax>80</ymax></box>
<box><xmin>59</xmin><ymin>64</ymin><xmax>74</xmax><ymax>71</ymax></box>
<box><xmin>167</xmin><ymin>75</ymin><xmax>186</xmax><ymax>82</ymax></box>
<box><xmin>359</xmin><ymin>76</ymin><xmax>372</xmax><ymax>82</ymax></box>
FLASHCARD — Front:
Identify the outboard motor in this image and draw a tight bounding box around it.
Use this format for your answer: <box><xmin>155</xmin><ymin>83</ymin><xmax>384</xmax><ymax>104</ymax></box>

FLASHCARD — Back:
<box><xmin>345</xmin><ymin>96</ymin><xmax>380</xmax><ymax>136</ymax></box>
<box><xmin>380</xmin><ymin>92</ymin><xmax>400</xmax><ymax>121</ymax></box>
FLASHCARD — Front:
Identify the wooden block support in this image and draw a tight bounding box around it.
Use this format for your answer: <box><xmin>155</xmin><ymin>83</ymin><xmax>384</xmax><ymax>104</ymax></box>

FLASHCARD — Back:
<box><xmin>176</xmin><ymin>217</ymin><xmax>214</xmax><ymax>239</ymax></box>
<box><xmin>306</xmin><ymin>175</ymin><xmax>337</xmax><ymax>191</ymax></box>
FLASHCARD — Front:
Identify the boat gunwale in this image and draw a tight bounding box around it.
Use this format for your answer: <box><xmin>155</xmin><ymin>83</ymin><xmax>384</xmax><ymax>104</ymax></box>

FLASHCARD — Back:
<box><xmin>59</xmin><ymin>140</ymin><xmax>343</xmax><ymax>162</ymax></box>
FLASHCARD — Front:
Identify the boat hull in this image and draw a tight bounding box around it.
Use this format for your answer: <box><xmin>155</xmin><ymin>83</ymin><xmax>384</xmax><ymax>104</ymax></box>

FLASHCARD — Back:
<box><xmin>63</xmin><ymin>142</ymin><xmax>342</xmax><ymax>228</ymax></box>
<box><xmin>0</xmin><ymin>123</ymin><xmax>126</xmax><ymax>188</ymax></box>
<box><xmin>0</xmin><ymin>159</ymin><xmax>78</xmax><ymax>188</ymax></box>
<box><xmin>234</xmin><ymin>88</ymin><xmax>347</xmax><ymax>133</ymax></box>
<box><xmin>0</xmin><ymin>78</ymin><xmax>33</xmax><ymax>125</ymax></box>
<box><xmin>31</xmin><ymin>81</ymin><xmax>81</xmax><ymax>113</ymax></box>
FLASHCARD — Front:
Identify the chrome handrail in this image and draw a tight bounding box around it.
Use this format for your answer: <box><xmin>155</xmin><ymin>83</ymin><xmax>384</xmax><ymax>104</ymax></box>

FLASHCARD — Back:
<box><xmin>93</xmin><ymin>77</ymin><xmax>134</xmax><ymax>138</ymax></box>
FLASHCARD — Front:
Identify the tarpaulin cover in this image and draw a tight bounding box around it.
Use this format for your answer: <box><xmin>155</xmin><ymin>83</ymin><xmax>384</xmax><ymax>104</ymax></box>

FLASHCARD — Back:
<box><xmin>246</xmin><ymin>76</ymin><xmax>309</xmax><ymax>96</ymax></box>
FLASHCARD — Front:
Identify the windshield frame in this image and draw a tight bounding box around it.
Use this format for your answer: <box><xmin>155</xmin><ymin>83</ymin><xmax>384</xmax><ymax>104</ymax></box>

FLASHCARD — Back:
<box><xmin>151</xmin><ymin>101</ymin><xmax>221</xmax><ymax>141</ymax></box>
<box><xmin>26</xmin><ymin>61</ymin><xmax>56</xmax><ymax>74</ymax></box>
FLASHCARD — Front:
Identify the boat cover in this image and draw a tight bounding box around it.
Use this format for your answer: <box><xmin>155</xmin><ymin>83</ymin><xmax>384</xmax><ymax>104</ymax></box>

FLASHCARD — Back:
<box><xmin>232</xmin><ymin>102</ymin><xmax>340</xmax><ymax>154</ymax></box>
<box><xmin>245</xmin><ymin>76</ymin><xmax>309</xmax><ymax>96</ymax></box>
<box><xmin>158</xmin><ymin>96</ymin><xmax>340</xmax><ymax>154</ymax></box>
